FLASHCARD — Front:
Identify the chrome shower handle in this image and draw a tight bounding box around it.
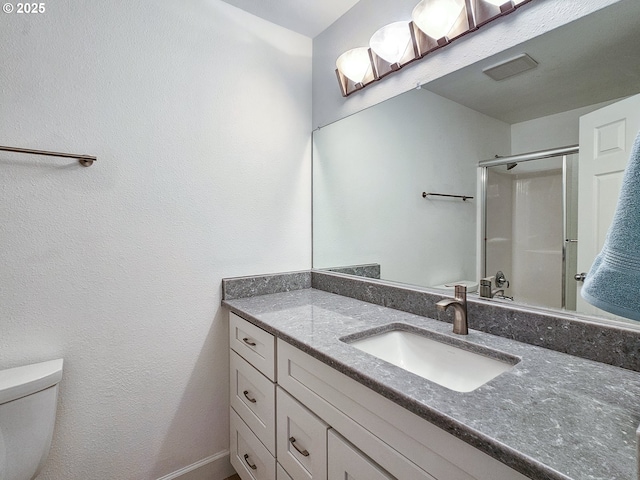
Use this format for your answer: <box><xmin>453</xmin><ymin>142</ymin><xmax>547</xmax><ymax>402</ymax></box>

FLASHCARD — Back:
<box><xmin>495</xmin><ymin>270</ymin><xmax>510</xmax><ymax>288</ymax></box>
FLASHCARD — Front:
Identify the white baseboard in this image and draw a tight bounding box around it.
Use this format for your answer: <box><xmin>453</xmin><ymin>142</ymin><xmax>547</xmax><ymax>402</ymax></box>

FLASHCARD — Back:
<box><xmin>157</xmin><ymin>449</ymin><xmax>236</xmax><ymax>480</ymax></box>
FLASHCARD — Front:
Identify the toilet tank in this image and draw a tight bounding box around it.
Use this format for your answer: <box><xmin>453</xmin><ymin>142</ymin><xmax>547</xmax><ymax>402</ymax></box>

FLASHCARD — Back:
<box><xmin>0</xmin><ymin>359</ymin><xmax>63</xmax><ymax>480</ymax></box>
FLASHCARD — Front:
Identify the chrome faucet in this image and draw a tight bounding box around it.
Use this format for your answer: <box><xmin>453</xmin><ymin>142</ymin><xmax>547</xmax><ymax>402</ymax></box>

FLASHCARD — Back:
<box><xmin>479</xmin><ymin>277</ymin><xmax>494</xmax><ymax>298</ymax></box>
<box><xmin>480</xmin><ymin>274</ymin><xmax>508</xmax><ymax>298</ymax></box>
<box><xmin>436</xmin><ymin>284</ymin><xmax>468</xmax><ymax>335</ymax></box>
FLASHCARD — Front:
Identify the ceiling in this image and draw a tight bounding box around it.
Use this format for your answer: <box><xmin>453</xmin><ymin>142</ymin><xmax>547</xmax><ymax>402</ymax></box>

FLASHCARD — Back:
<box><xmin>425</xmin><ymin>0</ymin><xmax>640</xmax><ymax>124</ymax></box>
<box><xmin>219</xmin><ymin>0</ymin><xmax>361</xmax><ymax>38</ymax></box>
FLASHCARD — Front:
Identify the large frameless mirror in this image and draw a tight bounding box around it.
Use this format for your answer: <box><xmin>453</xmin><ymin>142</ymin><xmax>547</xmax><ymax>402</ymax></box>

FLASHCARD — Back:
<box><xmin>312</xmin><ymin>0</ymin><xmax>640</xmax><ymax>327</ymax></box>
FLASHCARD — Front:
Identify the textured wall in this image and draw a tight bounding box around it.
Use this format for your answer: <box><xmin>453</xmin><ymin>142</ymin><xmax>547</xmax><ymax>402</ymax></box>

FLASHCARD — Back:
<box><xmin>312</xmin><ymin>0</ymin><xmax>624</xmax><ymax>128</ymax></box>
<box><xmin>0</xmin><ymin>1</ymin><xmax>311</xmax><ymax>479</ymax></box>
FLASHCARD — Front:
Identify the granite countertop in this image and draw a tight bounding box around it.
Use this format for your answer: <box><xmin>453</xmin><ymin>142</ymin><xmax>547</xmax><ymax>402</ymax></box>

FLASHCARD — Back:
<box><xmin>223</xmin><ymin>288</ymin><xmax>640</xmax><ymax>480</ymax></box>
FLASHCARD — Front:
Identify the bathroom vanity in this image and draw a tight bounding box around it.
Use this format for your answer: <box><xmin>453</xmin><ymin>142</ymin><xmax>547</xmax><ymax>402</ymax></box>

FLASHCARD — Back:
<box><xmin>223</xmin><ymin>271</ymin><xmax>640</xmax><ymax>480</ymax></box>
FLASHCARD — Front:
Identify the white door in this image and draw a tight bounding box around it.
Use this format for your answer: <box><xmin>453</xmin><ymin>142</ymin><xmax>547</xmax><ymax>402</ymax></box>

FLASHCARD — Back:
<box><xmin>576</xmin><ymin>93</ymin><xmax>640</xmax><ymax>318</ymax></box>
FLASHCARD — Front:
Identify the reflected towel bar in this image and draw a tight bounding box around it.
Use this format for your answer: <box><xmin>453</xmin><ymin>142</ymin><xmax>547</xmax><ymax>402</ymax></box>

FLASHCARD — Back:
<box><xmin>422</xmin><ymin>192</ymin><xmax>473</xmax><ymax>201</ymax></box>
<box><xmin>0</xmin><ymin>145</ymin><xmax>96</xmax><ymax>167</ymax></box>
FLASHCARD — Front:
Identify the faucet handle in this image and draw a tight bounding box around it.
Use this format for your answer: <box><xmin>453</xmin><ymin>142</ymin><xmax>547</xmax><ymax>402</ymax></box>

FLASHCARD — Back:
<box><xmin>495</xmin><ymin>271</ymin><xmax>510</xmax><ymax>288</ymax></box>
<box><xmin>454</xmin><ymin>284</ymin><xmax>467</xmax><ymax>301</ymax></box>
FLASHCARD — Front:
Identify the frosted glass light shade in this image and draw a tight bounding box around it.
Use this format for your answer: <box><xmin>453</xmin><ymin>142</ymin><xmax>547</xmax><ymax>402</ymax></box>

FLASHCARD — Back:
<box><xmin>336</xmin><ymin>47</ymin><xmax>373</xmax><ymax>84</ymax></box>
<box><xmin>369</xmin><ymin>22</ymin><xmax>413</xmax><ymax>65</ymax></box>
<box><xmin>412</xmin><ymin>0</ymin><xmax>466</xmax><ymax>40</ymax></box>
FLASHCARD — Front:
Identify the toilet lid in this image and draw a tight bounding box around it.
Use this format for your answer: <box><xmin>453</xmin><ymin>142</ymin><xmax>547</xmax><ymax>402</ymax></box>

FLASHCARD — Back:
<box><xmin>0</xmin><ymin>359</ymin><xmax>63</xmax><ymax>405</ymax></box>
<box><xmin>443</xmin><ymin>280</ymin><xmax>478</xmax><ymax>290</ymax></box>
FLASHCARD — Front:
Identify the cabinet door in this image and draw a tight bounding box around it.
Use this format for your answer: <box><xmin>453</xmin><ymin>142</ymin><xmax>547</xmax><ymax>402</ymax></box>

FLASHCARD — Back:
<box><xmin>231</xmin><ymin>351</ymin><xmax>276</xmax><ymax>455</ymax></box>
<box><xmin>276</xmin><ymin>387</ymin><xmax>328</xmax><ymax>480</ymax></box>
<box><xmin>328</xmin><ymin>430</ymin><xmax>394</xmax><ymax>480</ymax></box>
<box><xmin>230</xmin><ymin>409</ymin><xmax>276</xmax><ymax>480</ymax></box>
<box><xmin>277</xmin><ymin>463</ymin><xmax>294</xmax><ymax>480</ymax></box>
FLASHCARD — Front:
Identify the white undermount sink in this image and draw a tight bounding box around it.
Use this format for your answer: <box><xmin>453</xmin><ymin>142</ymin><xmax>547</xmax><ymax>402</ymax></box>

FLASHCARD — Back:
<box><xmin>345</xmin><ymin>328</ymin><xmax>519</xmax><ymax>393</ymax></box>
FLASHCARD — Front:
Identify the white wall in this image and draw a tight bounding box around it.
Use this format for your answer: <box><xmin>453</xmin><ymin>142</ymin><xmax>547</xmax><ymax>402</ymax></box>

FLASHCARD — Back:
<box><xmin>312</xmin><ymin>0</ymin><xmax>625</xmax><ymax>128</ymax></box>
<box><xmin>510</xmin><ymin>100</ymin><xmax>615</xmax><ymax>153</ymax></box>
<box><xmin>0</xmin><ymin>2</ymin><xmax>311</xmax><ymax>479</ymax></box>
<box><xmin>313</xmin><ymin>88</ymin><xmax>509</xmax><ymax>288</ymax></box>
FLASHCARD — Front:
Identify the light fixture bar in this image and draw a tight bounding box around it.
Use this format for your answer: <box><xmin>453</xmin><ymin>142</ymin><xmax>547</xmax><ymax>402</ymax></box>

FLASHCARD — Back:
<box><xmin>336</xmin><ymin>0</ymin><xmax>535</xmax><ymax>97</ymax></box>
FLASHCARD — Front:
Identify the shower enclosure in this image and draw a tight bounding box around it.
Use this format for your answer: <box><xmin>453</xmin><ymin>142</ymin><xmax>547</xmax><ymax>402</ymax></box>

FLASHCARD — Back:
<box><xmin>480</xmin><ymin>146</ymin><xmax>579</xmax><ymax>311</ymax></box>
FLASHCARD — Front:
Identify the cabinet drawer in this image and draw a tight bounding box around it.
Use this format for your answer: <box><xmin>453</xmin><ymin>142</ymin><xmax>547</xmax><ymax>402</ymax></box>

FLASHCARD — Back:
<box><xmin>230</xmin><ymin>312</ymin><xmax>276</xmax><ymax>381</ymax></box>
<box><xmin>230</xmin><ymin>409</ymin><xmax>276</xmax><ymax>480</ymax></box>
<box><xmin>277</xmin><ymin>463</ymin><xmax>293</xmax><ymax>480</ymax></box>
<box><xmin>276</xmin><ymin>387</ymin><xmax>328</xmax><ymax>480</ymax></box>
<box><xmin>231</xmin><ymin>350</ymin><xmax>276</xmax><ymax>455</ymax></box>
<box><xmin>328</xmin><ymin>429</ymin><xmax>394</xmax><ymax>480</ymax></box>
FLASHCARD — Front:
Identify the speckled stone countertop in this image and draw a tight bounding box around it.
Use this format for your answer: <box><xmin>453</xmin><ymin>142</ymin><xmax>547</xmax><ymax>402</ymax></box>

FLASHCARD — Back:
<box><xmin>223</xmin><ymin>288</ymin><xmax>640</xmax><ymax>480</ymax></box>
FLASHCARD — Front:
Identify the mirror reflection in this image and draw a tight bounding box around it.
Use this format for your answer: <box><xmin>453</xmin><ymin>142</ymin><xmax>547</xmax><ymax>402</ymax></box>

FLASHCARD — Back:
<box><xmin>482</xmin><ymin>149</ymin><xmax>579</xmax><ymax>310</ymax></box>
<box><xmin>312</xmin><ymin>0</ymin><xmax>640</xmax><ymax>326</ymax></box>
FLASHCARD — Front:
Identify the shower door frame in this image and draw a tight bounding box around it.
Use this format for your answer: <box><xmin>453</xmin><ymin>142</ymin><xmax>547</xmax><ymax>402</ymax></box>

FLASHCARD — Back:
<box><xmin>478</xmin><ymin>145</ymin><xmax>579</xmax><ymax>308</ymax></box>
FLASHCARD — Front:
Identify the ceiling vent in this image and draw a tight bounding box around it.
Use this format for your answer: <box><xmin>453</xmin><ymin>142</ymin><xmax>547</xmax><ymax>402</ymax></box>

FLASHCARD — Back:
<box><xmin>482</xmin><ymin>53</ymin><xmax>538</xmax><ymax>81</ymax></box>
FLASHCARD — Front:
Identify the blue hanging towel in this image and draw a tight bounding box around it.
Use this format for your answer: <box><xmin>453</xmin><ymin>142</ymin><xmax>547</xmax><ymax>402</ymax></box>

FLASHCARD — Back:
<box><xmin>582</xmin><ymin>130</ymin><xmax>640</xmax><ymax>321</ymax></box>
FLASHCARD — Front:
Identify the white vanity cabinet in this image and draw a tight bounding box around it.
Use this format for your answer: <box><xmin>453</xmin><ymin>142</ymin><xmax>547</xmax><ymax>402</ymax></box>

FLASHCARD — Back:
<box><xmin>229</xmin><ymin>312</ymin><xmax>529</xmax><ymax>480</ymax></box>
<box><xmin>327</xmin><ymin>430</ymin><xmax>394</xmax><ymax>480</ymax></box>
<box><xmin>231</xmin><ymin>408</ymin><xmax>276</xmax><ymax>480</ymax></box>
<box><xmin>230</xmin><ymin>312</ymin><xmax>276</xmax><ymax>380</ymax></box>
<box><xmin>230</xmin><ymin>350</ymin><xmax>276</xmax><ymax>454</ymax></box>
<box><xmin>229</xmin><ymin>313</ymin><xmax>277</xmax><ymax>480</ymax></box>
<box><xmin>277</xmin><ymin>463</ymin><xmax>293</xmax><ymax>480</ymax></box>
<box><xmin>276</xmin><ymin>387</ymin><xmax>328</xmax><ymax>480</ymax></box>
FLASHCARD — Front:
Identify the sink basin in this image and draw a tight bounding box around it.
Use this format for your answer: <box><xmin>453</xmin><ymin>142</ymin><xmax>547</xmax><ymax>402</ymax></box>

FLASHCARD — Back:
<box><xmin>343</xmin><ymin>327</ymin><xmax>519</xmax><ymax>393</ymax></box>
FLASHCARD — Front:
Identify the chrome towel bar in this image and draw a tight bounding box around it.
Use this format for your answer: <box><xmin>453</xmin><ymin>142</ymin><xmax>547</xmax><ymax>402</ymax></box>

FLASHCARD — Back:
<box><xmin>0</xmin><ymin>145</ymin><xmax>96</xmax><ymax>167</ymax></box>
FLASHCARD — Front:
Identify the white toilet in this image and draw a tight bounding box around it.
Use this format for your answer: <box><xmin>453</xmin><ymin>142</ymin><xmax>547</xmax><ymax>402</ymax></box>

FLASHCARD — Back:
<box><xmin>0</xmin><ymin>359</ymin><xmax>64</xmax><ymax>480</ymax></box>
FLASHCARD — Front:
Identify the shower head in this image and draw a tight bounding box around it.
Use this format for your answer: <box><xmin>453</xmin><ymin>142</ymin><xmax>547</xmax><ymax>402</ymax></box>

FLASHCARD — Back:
<box><xmin>506</xmin><ymin>162</ymin><xmax>518</xmax><ymax>170</ymax></box>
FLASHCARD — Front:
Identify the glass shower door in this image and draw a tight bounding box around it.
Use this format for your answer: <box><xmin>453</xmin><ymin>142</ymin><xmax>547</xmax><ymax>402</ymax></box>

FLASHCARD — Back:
<box><xmin>484</xmin><ymin>153</ymin><xmax>578</xmax><ymax>310</ymax></box>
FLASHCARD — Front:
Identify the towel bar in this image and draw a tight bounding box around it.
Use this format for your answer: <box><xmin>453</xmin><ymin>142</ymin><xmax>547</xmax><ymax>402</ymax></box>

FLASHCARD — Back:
<box><xmin>0</xmin><ymin>145</ymin><xmax>97</xmax><ymax>167</ymax></box>
<box><xmin>422</xmin><ymin>192</ymin><xmax>474</xmax><ymax>201</ymax></box>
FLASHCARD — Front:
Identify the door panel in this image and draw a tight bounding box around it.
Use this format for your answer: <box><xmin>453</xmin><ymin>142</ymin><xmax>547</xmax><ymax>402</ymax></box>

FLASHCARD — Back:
<box><xmin>576</xmin><ymin>93</ymin><xmax>640</xmax><ymax>317</ymax></box>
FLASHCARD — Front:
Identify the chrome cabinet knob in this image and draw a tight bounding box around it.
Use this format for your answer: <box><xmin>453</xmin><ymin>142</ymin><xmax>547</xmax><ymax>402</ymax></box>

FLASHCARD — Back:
<box><xmin>574</xmin><ymin>272</ymin><xmax>587</xmax><ymax>282</ymax></box>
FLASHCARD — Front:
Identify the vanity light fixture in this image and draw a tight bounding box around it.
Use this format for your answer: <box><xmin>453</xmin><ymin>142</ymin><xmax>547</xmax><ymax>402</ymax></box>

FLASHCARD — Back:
<box><xmin>474</xmin><ymin>0</ymin><xmax>529</xmax><ymax>27</ymax></box>
<box><xmin>369</xmin><ymin>22</ymin><xmax>419</xmax><ymax>78</ymax></box>
<box><xmin>335</xmin><ymin>47</ymin><xmax>377</xmax><ymax>97</ymax></box>
<box><xmin>335</xmin><ymin>0</ymin><xmax>534</xmax><ymax>97</ymax></box>
<box><xmin>411</xmin><ymin>0</ymin><xmax>471</xmax><ymax>51</ymax></box>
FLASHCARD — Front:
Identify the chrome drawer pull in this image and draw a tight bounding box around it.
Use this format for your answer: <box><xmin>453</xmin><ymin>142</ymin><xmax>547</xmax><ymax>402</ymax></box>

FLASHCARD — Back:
<box><xmin>289</xmin><ymin>436</ymin><xmax>310</xmax><ymax>456</ymax></box>
<box><xmin>243</xmin><ymin>390</ymin><xmax>257</xmax><ymax>403</ymax></box>
<box><xmin>243</xmin><ymin>453</ymin><xmax>257</xmax><ymax>470</ymax></box>
<box><xmin>242</xmin><ymin>337</ymin><xmax>257</xmax><ymax>347</ymax></box>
